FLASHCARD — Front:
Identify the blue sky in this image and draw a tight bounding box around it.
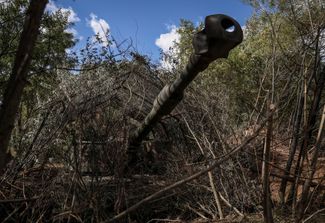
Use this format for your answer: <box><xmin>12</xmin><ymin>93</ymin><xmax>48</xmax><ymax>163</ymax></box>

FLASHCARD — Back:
<box><xmin>48</xmin><ymin>0</ymin><xmax>253</xmax><ymax>63</ymax></box>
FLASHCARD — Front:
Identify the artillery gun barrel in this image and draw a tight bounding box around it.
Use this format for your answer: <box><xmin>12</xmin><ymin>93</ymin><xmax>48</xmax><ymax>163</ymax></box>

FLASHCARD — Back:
<box><xmin>128</xmin><ymin>14</ymin><xmax>243</xmax><ymax>165</ymax></box>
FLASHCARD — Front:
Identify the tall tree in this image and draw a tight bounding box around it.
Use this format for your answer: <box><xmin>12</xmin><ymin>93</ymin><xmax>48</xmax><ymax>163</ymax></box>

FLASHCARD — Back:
<box><xmin>0</xmin><ymin>0</ymin><xmax>48</xmax><ymax>172</ymax></box>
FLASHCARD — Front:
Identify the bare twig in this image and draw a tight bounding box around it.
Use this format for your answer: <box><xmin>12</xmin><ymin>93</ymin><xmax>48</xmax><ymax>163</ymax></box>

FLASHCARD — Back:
<box><xmin>302</xmin><ymin>208</ymin><xmax>325</xmax><ymax>223</ymax></box>
<box><xmin>218</xmin><ymin>192</ymin><xmax>244</xmax><ymax>217</ymax></box>
<box><xmin>184</xmin><ymin>117</ymin><xmax>224</xmax><ymax>219</ymax></box>
<box><xmin>0</xmin><ymin>196</ymin><xmax>38</xmax><ymax>204</ymax></box>
<box><xmin>106</xmin><ymin>113</ymin><xmax>272</xmax><ymax>222</ymax></box>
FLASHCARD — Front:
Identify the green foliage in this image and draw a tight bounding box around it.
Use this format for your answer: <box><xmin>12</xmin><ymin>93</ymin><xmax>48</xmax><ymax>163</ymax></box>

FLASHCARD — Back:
<box><xmin>0</xmin><ymin>0</ymin><xmax>76</xmax><ymax>98</ymax></box>
<box><xmin>170</xmin><ymin>0</ymin><xmax>324</xmax><ymax>125</ymax></box>
<box><xmin>0</xmin><ymin>0</ymin><xmax>76</xmax><ymax>153</ymax></box>
<box><xmin>174</xmin><ymin>20</ymin><xmax>197</xmax><ymax>67</ymax></box>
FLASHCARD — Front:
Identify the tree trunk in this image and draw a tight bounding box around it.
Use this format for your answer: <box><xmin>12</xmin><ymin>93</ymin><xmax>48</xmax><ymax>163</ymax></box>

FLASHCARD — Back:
<box><xmin>279</xmin><ymin>87</ymin><xmax>304</xmax><ymax>205</ymax></box>
<box><xmin>262</xmin><ymin>102</ymin><xmax>274</xmax><ymax>223</ymax></box>
<box><xmin>287</xmin><ymin>63</ymin><xmax>325</xmax><ymax>209</ymax></box>
<box><xmin>0</xmin><ymin>0</ymin><xmax>48</xmax><ymax>172</ymax></box>
<box><xmin>295</xmin><ymin>68</ymin><xmax>325</xmax><ymax>222</ymax></box>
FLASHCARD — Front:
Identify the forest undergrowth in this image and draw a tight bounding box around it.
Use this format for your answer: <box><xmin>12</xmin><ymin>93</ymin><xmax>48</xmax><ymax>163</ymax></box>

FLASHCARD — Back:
<box><xmin>0</xmin><ymin>0</ymin><xmax>324</xmax><ymax>222</ymax></box>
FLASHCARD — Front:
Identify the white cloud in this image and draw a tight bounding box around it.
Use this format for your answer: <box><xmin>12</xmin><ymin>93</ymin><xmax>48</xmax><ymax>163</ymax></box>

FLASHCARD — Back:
<box><xmin>87</xmin><ymin>13</ymin><xmax>110</xmax><ymax>46</ymax></box>
<box><xmin>46</xmin><ymin>1</ymin><xmax>80</xmax><ymax>39</ymax></box>
<box><xmin>46</xmin><ymin>1</ymin><xmax>80</xmax><ymax>23</ymax></box>
<box><xmin>61</xmin><ymin>7</ymin><xmax>80</xmax><ymax>23</ymax></box>
<box><xmin>155</xmin><ymin>25</ymin><xmax>180</xmax><ymax>70</ymax></box>
<box><xmin>46</xmin><ymin>1</ymin><xmax>58</xmax><ymax>13</ymax></box>
<box><xmin>155</xmin><ymin>25</ymin><xmax>180</xmax><ymax>53</ymax></box>
<box><xmin>65</xmin><ymin>27</ymin><xmax>78</xmax><ymax>36</ymax></box>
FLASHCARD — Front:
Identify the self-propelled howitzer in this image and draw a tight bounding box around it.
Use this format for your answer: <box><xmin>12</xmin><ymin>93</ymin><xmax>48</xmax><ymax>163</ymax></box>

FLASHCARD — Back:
<box><xmin>128</xmin><ymin>14</ymin><xmax>243</xmax><ymax>165</ymax></box>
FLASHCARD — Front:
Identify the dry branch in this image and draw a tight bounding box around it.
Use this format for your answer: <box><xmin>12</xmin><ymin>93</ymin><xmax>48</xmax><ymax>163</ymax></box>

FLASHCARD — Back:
<box><xmin>106</xmin><ymin>113</ymin><xmax>272</xmax><ymax>222</ymax></box>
